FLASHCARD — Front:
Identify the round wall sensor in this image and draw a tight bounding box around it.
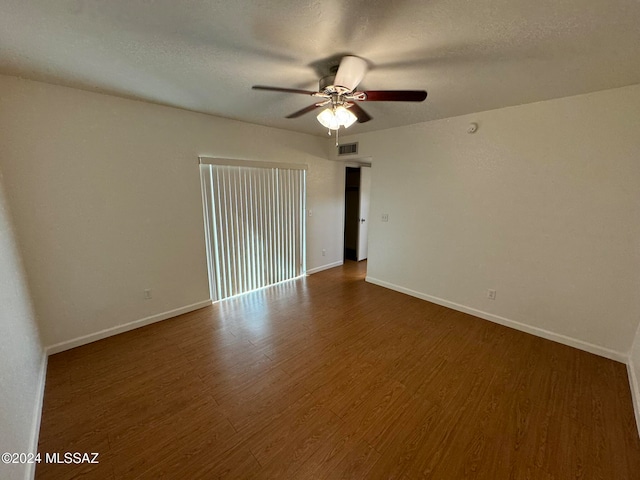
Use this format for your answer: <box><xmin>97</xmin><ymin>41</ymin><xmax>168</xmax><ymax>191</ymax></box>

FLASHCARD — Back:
<box><xmin>467</xmin><ymin>123</ymin><xmax>478</xmax><ymax>134</ymax></box>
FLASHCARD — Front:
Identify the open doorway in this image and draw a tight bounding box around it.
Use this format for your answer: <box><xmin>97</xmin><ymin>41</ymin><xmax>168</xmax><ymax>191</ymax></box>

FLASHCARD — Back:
<box><xmin>343</xmin><ymin>165</ymin><xmax>371</xmax><ymax>262</ymax></box>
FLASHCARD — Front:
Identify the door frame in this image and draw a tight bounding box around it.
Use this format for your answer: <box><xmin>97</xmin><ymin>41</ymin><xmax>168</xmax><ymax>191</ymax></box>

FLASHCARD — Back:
<box><xmin>342</xmin><ymin>157</ymin><xmax>372</xmax><ymax>262</ymax></box>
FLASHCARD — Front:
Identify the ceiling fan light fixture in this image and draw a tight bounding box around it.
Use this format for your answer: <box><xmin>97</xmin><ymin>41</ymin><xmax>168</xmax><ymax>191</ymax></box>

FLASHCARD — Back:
<box><xmin>317</xmin><ymin>106</ymin><xmax>357</xmax><ymax>130</ymax></box>
<box><xmin>317</xmin><ymin>108</ymin><xmax>340</xmax><ymax>130</ymax></box>
<box><xmin>335</xmin><ymin>106</ymin><xmax>357</xmax><ymax>128</ymax></box>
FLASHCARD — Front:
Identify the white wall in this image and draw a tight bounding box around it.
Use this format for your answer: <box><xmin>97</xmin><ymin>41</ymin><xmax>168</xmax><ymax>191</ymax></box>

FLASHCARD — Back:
<box><xmin>338</xmin><ymin>84</ymin><xmax>640</xmax><ymax>358</ymax></box>
<box><xmin>0</xmin><ymin>173</ymin><xmax>45</xmax><ymax>480</ymax></box>
<box><xmin>0</xmin><ymin>75</ymin><xmax>344</xmax><ymax>349</ymax></box>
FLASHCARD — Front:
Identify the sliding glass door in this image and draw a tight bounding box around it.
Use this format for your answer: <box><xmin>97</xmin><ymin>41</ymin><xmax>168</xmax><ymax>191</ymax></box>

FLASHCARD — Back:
<box><xmin>200</xmin><ymin>158</ymin><xmax>306</xmax><ymax>301</ymax></box>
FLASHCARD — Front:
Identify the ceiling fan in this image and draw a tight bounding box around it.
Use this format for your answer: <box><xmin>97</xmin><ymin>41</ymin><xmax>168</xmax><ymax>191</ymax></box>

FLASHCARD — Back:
<box><xmin>252</xmin><ymin>56</ymin><xmax>427</xmax><ymax>133</ymax></box>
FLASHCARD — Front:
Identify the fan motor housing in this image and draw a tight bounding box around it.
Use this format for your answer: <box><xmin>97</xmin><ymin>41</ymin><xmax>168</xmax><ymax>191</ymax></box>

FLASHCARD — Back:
<box><xmin>319</xmin><ymin>75</ymin><xmax>336</xmax><ymax>92</ymax></box>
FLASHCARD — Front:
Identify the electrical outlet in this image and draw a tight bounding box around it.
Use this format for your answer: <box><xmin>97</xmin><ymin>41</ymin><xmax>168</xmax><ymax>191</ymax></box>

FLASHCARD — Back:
<box><xmin>487</xmin><ymin>289</ymin><xmax>496</xmax><ymax>300</ymax></box>
<box><xmin>322</xmin><ymin>249</ymin><xmax>326</xmax><ymax>256</ymax></box>
<box><xmin>381</xmin><ymin>214</ymin><xmax>389</xmax><ymax>222</ymax></box>
<box><xmin>144</xmin><ymin>289</ymin><xmax>152</xmax><ymax>300</ymax></box>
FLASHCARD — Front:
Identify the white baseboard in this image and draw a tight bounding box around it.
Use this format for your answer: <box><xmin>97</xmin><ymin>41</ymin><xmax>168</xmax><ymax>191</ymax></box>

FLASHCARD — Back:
<box><xmin>365</xmin><ymin>276</ymin><xmax>627</xmax><ymax>363</ymax></box>
<box><xmin>45</xmin><ymin>300</ymin><xmax>212</xmax><ymax>355</ymax></box>
<box><xmin>306</xmin><ymin>260</ymin><xmax>344</xmax><ymax>275</ymax></box>
<box><xmin>628</xmin><ymin>359</ymin><xmax>640</xmax><ymax>438</ymax></box>
<box><xmin>26</xmin><ymin>351</ymin><xmax>48</xmax><ymax>480</ymax></box>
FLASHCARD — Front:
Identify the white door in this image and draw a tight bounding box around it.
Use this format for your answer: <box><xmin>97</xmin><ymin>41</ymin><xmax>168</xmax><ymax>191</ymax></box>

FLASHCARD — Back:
<box><xmin>357</xmin><ymin>166</ymin><xmax>371</xmax><ymax>261</ymax></box>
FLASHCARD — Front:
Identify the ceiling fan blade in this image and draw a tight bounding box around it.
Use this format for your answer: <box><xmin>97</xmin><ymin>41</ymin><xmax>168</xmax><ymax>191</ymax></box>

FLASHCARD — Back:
<box><xmin>348</xmin><ymin>103</ymin><xmax>372</xmax><ymax>123</ymax></box>
<box><xmin>361</xmin><ymin>90</ymin><xmax>428</xmax><ymax>102</ymax></box>
<box><xmin>334</xmin><ymin>56</ymin><xmax>368</xmax><ymax>91</ymax></box>
<box><xmin>286</xmin><ymin>103</ymin><xmax>322</xmax><ymax>118</ymax></box>
<box><xmin>253</xmin><ymin>85</ymin><xmax>317</xmax><ymax>95</ymax></box>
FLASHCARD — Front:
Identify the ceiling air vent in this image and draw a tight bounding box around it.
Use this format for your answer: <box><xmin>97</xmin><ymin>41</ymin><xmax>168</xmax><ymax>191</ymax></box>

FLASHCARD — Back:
<box><xmin>338</xmin><ymin>142</ymin><xmax>358</xmax><ymax>156</ymax></box>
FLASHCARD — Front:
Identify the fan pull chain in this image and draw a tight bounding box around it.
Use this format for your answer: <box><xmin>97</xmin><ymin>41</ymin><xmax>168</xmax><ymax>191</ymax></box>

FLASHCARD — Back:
<box><xmin>325</xmin><ymin>127</ymin><xmax>340</xmax><ymax>148</ymax></box>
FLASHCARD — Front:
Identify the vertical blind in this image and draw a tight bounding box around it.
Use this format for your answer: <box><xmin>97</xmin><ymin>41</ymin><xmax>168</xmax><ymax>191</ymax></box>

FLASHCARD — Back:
<box><xmin>200</xmin><ymin>160</ymin><xmax>306</xmax><ymax>301</ymax></box>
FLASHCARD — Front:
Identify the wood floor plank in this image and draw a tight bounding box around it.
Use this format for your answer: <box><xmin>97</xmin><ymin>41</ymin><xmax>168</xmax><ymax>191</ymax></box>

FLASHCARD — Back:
<box><xmin>251</xmin><ymin>407</ymin><xmax>344</xmax><ymax>479</ymax></box>
<box><xmin>366</xmin><ymin>397</ymin><xmax>444</xmax><ymax>480</ymax></box>
<box><xmin>36</xmin><ymin>260</ymin><xmax>640</xmax><ymax>479</ymax></box>
<box><xmin>293</xmin><ymin>425</ymin><xmax>381</xmax><ymax>480</ymax></box>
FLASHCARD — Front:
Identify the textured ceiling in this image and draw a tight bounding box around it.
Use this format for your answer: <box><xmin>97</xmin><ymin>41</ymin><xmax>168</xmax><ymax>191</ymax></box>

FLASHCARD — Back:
<box><xmin>1</xmin><ymin>0</ymin><xmax>639</xmax><ymax>136</ymax></box>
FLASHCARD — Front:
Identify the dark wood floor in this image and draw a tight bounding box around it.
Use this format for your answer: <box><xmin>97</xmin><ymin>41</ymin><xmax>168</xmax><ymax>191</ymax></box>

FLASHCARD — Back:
<box><xmin>37</xmin><ymin>261</ymin><xmax>640</xmax><ymax>479</ymax></box>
